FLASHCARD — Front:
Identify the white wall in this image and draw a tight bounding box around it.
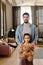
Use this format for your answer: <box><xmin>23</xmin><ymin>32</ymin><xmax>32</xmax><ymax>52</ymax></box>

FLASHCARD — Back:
<box><xmin>1</xmin><ymin>1</ymin><xmax>13</xmax><ymax>35</ymax></box>
<box><xmin>6</xmin><ymin>3</ymin><xmax>12</xmax><ymax>33</ymax></box>
<box><xmin>36</xmin><ymin>0</ymin><xmax>43</xmax><ymax>5</ymax></box>
<box><xmin>20</xmin><ymin>6</ymin><xmax>32</xmax><ymax>24</ymax></box>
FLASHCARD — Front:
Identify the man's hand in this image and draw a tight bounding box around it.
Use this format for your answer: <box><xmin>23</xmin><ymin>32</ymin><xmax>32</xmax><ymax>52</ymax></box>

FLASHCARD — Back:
<box><xmin>20</xmin><ymin>43</ymin><xmax>24</xmax><ymax>48</ymax></box>
<box><xmin>29</xmin><ymin>43</ymin><xmax>35</xmax><ymax>49</ymax></box>
<box><xmin>31</xmin><ymin>43</ymin><xmax>35</xmax><ymax>49</ymax></box>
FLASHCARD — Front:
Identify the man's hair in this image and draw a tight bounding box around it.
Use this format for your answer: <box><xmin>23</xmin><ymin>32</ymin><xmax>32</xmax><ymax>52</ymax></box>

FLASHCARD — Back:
<box><xmin>23</xmin><ymin>12</ymin><xmax>29</xmax><ymax>16</ymax></box>
<box><xmin>24</xmin><ymin>33</ymin><xmax>30</xmax><ymax>38</ymax></box>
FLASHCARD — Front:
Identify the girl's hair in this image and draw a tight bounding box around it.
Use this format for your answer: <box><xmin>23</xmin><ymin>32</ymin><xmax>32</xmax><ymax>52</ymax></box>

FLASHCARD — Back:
<box><xmin>23</xmin><ymin>33</ymin><xmax>31</xmax><ymax>43</ymax></box>
<box><xmin>23</xmin><ymin>33</ymin><xmax>30</xmax><ymax>38</ymax></box>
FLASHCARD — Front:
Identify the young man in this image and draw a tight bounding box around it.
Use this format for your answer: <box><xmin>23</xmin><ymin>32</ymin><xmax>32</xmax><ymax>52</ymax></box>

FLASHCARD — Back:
<box><xmin>15</xmin><ymin>12</ymin><xmax>38</xmax><ymax>46</ymax></box>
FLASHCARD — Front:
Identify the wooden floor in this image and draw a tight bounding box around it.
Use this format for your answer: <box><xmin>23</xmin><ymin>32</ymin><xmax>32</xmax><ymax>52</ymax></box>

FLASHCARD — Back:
<box><xmin>0</xmin><ymin>46</ymin><xmax>43</xmax><ymax>65</ymax></box>
<box><xmin>33</xmin><ymin>59</ymin><xmax>43</xmax><ymax>65</ymax></box>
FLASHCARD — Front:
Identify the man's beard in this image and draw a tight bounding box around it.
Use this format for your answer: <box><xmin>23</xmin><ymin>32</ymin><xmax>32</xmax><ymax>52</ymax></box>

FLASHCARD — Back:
<box><xmin>24</xmin><ymin>20</ymin><xmax>28</xmax><ymax>23</ymax></box>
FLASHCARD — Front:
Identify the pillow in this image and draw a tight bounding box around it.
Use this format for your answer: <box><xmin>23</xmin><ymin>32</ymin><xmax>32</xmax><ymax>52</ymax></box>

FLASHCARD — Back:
<box><xmin>8</xmin><ymin>38</ymin><xmax>15</xmax><ymax>43</ymax></box>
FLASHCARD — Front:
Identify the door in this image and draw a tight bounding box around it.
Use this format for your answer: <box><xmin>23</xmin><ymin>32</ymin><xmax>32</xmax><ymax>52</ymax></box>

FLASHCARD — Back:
<box><xmin>12</xmin><ymin>6</ymin><xmax>20</xmax><ymax>30</ymax></box>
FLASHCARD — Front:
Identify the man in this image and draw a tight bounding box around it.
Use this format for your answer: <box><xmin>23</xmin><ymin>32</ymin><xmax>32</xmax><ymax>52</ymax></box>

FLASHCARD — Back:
<box><xmin>15</xmin><ymin>12</ymin><xmax>38</xmax><ymax>46</ymax></box>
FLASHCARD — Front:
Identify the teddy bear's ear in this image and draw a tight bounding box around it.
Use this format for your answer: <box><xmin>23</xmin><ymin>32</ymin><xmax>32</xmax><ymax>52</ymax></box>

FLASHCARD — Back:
<box><xmin>19</xmin><ymin>50</ymin><xmax>23</xmax><ymax>54</ymax></box>
<box><xmin>27</xmin><ymin>56</ymin><xmax>33</xmax><ymax>62</ymax></box>
<box><xmin>30</xmin><ymin>50</ymin><xmax>34</xmax><ymax>56</ymax></box>
<box><xmin>20</xmin><ymin>53</ymin><xmax>26</xmax><ymax>60</ymax></box>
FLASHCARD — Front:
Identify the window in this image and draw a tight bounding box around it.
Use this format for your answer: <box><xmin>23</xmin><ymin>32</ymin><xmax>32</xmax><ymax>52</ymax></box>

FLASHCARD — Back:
<box><xmin>39</xmin><ymin>8</ymin><xmax>43</xmax><ymax>24</ymax></box>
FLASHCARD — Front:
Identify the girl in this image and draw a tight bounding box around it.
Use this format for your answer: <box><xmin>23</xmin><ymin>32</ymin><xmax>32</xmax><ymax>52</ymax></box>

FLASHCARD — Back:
<box><xmin>20</xmin><ymin>33</ymin><xmax>35</xmax><ymax>65</ymax></box>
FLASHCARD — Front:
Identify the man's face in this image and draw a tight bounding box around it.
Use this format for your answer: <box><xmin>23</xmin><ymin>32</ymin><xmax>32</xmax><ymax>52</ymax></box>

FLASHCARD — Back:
<box><xmin>23</xmin><ymin>15</ymin><xmax>29</xmax><ymax>23</ymax></box>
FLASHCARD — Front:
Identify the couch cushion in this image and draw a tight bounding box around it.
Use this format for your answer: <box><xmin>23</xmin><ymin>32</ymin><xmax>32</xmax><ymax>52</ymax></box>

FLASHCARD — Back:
<box><xmin>0</xmin><ymin>45</ymin><xmax>11</xmax><ymax>56</ymax></box>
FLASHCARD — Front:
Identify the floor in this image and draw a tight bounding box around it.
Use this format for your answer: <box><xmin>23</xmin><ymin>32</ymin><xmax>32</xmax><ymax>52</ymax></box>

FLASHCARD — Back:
<box><xmin>0</xmin><ymin>46</ymin><xmax>43</xmax><ymax>65</ymax></box>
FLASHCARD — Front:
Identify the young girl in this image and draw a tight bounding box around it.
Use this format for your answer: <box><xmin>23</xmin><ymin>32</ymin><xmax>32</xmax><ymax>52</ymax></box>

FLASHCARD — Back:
<box><xmin>19</xmin><ymin>33</ymin><xmax>35</xmax><ymax>65</ymax></box>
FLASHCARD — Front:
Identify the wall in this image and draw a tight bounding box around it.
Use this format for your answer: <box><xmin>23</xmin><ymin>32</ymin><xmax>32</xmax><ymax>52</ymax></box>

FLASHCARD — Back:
<box><xmin>0</xmin><ymin>0</ymin><xmax>1</xmax><ymax>36</ymax></box>
<box><xmin>6</xmin><ymin>3</ymin><xmax>12</xmax><ymax>33</ymax></box>
<box><xmin>20</xmin><ymin>6</ymin><xmax>32</xmax><ymax>24</ymax></box>
<box><xmin>36</xmin><ymin>0</ymin><xmax>43</xmax><ymax>6</ymax></box>
<box><xmin>1</xmin><ymin>0</ymin><xmax>13</xmax><ymax>34</ymax></box>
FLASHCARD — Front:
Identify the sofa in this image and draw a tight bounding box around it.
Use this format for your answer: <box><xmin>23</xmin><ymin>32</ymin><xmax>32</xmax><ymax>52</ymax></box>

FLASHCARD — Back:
<box><xmin>0</xmin><ymin>45</ymin><xmax>14</xmax><ymax>56</ymax></box>
<box><xmin>0</xmin><ymin>37</ymin><xmax>17</xmax><ymax>56</ymax></box>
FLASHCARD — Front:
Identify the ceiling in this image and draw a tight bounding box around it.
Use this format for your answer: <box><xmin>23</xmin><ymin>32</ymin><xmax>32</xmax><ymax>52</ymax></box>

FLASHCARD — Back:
<box><xmin>12</xmin><ymin>0</ymin><xmax>36</xmax><ymax>6</ymax></box>
<box><xmin>2</xmin><ymin>0</ymin><xmax>43</xmax><ymax>6</ymax></box>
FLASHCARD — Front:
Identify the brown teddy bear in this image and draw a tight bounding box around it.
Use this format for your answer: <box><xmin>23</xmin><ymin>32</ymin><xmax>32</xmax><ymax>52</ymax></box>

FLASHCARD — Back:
<box><xmin>20</xmin><ymin>43</ymin><xmax>34</xmax><ymax>62</ymax></box>
<box><xmin>19</xmin><ymin>33</ymin><xmax>35</xmax><ymax>62</ymax></box>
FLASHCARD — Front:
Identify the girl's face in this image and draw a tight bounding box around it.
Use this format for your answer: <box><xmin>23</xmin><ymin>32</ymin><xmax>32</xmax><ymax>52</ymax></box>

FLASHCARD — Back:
<box><xmin>24</xmin><ymin>35</ymin><xmax>30</xmax><ymax>43</ymax></box>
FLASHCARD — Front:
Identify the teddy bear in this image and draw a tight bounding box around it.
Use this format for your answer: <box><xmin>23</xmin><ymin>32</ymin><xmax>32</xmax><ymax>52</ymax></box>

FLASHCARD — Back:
<box><xmin>19</xmin><ymin>43</ymin><xmax>34</xmax><ymax>62</ymax></box>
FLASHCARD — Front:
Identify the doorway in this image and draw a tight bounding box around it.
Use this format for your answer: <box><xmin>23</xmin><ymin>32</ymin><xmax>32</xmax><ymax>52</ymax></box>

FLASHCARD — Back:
<box><xmin>12</xmin><ymin>6</ymin><xmax>20</xmax><ymax>30</ymax></box>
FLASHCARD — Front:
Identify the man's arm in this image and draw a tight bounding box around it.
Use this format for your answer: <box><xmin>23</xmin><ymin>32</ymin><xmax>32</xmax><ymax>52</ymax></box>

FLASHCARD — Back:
<box><xmin>15</xmin><ymin>26</ymin><xmax>21</xmax><ymax>44</ymax></box>
<box><xmin>33</xmin><ymin>25</ymin><xmax>38</xmax><ymax>44</ymax></box>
